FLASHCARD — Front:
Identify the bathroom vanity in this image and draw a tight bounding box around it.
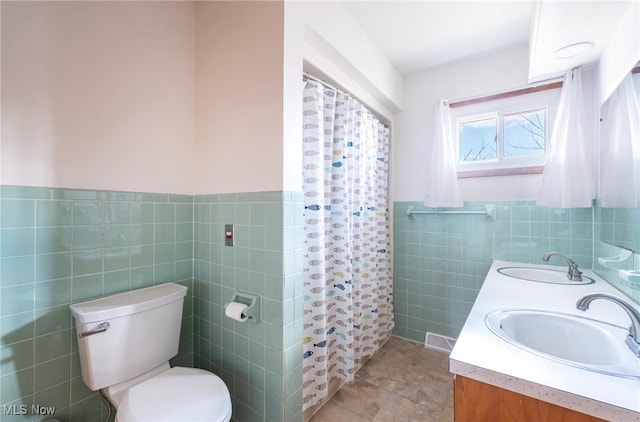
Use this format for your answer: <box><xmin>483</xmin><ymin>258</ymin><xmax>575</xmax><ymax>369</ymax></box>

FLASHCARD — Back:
<box><xmin>450</xmin><ymin>260</ymin><xmax>640</xmax><ymax>422</ymax></box>
<box><xmin>454</xmin><ymin>376</ymin><xmax>603</xmax><ymax>421</ymax></box>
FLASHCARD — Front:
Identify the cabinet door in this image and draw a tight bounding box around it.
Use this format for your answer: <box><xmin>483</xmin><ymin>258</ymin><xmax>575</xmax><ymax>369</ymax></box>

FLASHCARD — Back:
<box><xmin>454</xmin><ymin>376</ymin><xmax>604</xmax><ymax>422</ymax></box>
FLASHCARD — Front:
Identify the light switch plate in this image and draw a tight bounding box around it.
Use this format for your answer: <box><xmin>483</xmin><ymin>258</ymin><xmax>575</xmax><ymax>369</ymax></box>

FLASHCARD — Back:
<box><xmin>224</xmin><ymin>224</ymin><xmax>234</xmax><ymax>247</ymax></box>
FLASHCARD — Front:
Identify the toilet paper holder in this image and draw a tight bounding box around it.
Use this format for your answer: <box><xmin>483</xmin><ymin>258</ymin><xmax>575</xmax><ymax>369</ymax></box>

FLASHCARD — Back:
<box><xmin>225</xmin><ymin>291</ymin><xmax>261</xmax><ymax>323</ymax></box>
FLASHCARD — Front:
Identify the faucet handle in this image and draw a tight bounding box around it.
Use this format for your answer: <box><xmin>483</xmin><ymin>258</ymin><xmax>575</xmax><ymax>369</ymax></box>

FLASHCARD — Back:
<box><xmin>543</xmin><ymin>252</ymin><xmax>583</xmax><ymax>281</ymax></box>
<box><xmin>625</xmin><ymin>335</ymin><xmax>640</xmax><ymax>357</ymax></box>
<box><xmin>567</xmin><ymin>263</ymin><xmax>582</xmax><ymax>281</ymax></box>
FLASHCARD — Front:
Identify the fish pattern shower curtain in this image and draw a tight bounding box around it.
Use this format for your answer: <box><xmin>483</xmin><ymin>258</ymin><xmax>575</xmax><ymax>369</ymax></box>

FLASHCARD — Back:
<box><xmin>301</xmin><ymin>80</ymin><xmax>394</xmax><ymax>410</ymax></box>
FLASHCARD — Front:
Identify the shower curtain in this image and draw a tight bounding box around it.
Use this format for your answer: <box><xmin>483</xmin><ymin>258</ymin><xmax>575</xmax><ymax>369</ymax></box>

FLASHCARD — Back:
<box><xmin>301</xmin><ymin>80</ymin><xmax>394</xmax><ymax>410</ymax></box>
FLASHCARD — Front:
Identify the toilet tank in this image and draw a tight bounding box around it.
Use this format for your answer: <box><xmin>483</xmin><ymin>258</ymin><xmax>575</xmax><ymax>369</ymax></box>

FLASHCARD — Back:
<box><xmin>69</xmin><ymin>283</ymin><xmax>188</xmax><ymax>391</ymax></box>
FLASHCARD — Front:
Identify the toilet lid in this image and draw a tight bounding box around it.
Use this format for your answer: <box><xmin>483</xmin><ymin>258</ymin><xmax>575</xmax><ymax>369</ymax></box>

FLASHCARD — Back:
<box><xmin>115</xmin><ymin>367</ymin><xmax>232</xmax><ymax>422</ymax></box>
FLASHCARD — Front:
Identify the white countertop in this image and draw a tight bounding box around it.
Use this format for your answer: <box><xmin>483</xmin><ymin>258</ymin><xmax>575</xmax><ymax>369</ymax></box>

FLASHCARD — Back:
<box><xmin>449</xmin><ymin>260</ymin><xmax>640</xmax><ymax>421</ymax></box>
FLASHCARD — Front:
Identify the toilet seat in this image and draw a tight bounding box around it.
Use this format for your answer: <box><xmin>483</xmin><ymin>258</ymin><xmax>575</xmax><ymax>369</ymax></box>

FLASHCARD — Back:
<box><xmin>115</xmin><ymin>367</ymin><xmax>232</xmax><ymax>422</ymax></box>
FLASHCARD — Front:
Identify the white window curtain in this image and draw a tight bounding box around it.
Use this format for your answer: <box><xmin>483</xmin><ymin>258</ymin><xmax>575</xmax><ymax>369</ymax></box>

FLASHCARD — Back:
<box><xmin>537</xmin><ymin>68</ymin><xmax>595</xmax><ymax>208</ymax></box>
<box><xmin>424</xmin><ymin>99</ymin><xmax>463</xmax><ymax>208</ymax></box>
<box><xmin>600</xmin><ymin>73</ymin><xmax>640</xmax><ymax>207</ymax></box>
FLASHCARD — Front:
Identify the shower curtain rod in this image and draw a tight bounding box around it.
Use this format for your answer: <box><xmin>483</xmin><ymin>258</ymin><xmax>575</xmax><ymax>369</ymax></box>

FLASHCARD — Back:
<box><xmin>303</xmin><ymin>72</ymin><xmax>343</xmax><ymax>94</ymax></box>
<box><xmin>302</xmin><ymin>72</ymin><xmax>391</xmax><ymax>127</ymax></box>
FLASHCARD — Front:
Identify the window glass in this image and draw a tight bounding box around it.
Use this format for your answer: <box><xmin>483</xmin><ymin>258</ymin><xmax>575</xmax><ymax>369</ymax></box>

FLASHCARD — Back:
<box><xmin>459</xmin><ymin>117</ymin><xmax>497</xmax><ymax>162</ymax></box>
<box><xmin>503</xmin><ymin>109</ymin><xmax>545</xmax><ymax>158</ymax></box>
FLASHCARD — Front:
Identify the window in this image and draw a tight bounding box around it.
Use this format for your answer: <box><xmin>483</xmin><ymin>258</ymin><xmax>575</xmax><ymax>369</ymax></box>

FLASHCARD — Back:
<box><xmin>451</xmin><ymin>86</ymin><xmax>561</xmax><ymax>177</ymax></box>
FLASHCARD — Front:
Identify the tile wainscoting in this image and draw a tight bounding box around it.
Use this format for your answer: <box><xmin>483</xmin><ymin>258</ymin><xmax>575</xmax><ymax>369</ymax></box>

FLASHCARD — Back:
<box><xmin>392</xmin><ymin>201</ymin><xmax>593</xmax><ymax>341</ymax></box>
<box><xmin>0</xmin><ymin>186</ymin><xmax>305</xmax><ymax>422</ymax></box>
<box><xmin>0</xmin><ymin>186</ymin><xmax>194</xmax><ymax>421</ymax></box>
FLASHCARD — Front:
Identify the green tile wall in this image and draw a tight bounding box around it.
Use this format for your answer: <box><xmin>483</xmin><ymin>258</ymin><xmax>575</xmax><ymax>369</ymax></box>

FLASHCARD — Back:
<box><xmin>593</xmin><ymin>200</ymin><xmax>640</xmax><ymax>304</ymax></box>
<box><xmin>1</xmin><ymin>185</ymin><xmax>305</xmax><ymax>422</ymax></box>
<box><xmin>0</xmin><ymin>186</ymin><xmax>193</xmax><ymax>422</ymax></box>
<box><xmin>4</xmin><ymin>185</ymin><xmax>600</xmax><ymax>420</ymax></box>
<box><xmin>192</xmin><ymin>191</ymin><xmax>304</xmax><ymax>422</ymax></box>
<box><xmin>594</xmin><ymin>201</ymin><xmax>640</xmax><ymax>252</ymax></box>
<box><xmin>393</xmin><ymin>201</ymin><xmax>594</xmax><ymax>342</ymax></box>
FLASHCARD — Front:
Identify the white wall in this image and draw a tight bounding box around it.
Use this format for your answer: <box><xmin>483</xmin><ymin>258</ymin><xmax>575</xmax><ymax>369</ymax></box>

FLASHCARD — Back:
<box><xmin>392</xmin><ymin>44</ymin><xmax>597</xmax><ymax>203</ymax></box>
<box><xmin>283</xmin><ymin>3</ymin><xmax>304</xmax><ymax>193</ymax></box>
<box><xmin>1</xmin><ymin>2</ymin><xmax>196</xmax><ymax>194</ymax></box>
<box><xmin>195</xmin><ymin>1</ymin><xmax>285</xmax><ymax>195</ymax></box>
<box><xmin>286</xmin><ymin>1</ymin><xmax>402</xmax><ymax>122</ymax></box>
<box><xmin>1</xmin><ymin>1</ymin><xmax>400</xmax><ymax>196</ymax></box>
<box><xmin>282</xmin><ymin>1</ymin><xmax>403</xmax><ymax>192</ymax></box>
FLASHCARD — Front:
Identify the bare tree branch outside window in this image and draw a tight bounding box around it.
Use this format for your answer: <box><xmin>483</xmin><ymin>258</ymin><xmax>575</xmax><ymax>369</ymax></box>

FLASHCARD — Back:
<box><xmin>459</xmin><ymin>117</ymin><xmax>497</xmax><ymax>162</ymax></box>
<box><xmin>462</xmin><ymin>133</ymin><xmax>497</xmax><ymax>161</ymax></box>
<box><xmin>503</xmin><ymin>109</ymin><xmax>545</xmax><ymax>157</ymax></box>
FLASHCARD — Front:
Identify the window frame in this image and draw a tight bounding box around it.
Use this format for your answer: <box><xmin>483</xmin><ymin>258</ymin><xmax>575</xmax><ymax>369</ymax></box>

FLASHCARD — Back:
<box><xmin>451</xmin><ymin>87</ymin><xmax>561</xmax><ymax>178</ymax></box>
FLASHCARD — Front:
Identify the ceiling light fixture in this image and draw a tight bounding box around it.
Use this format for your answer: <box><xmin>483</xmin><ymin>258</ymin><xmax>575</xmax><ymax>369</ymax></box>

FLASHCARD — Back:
<box><xmin>554</xmin><ymin>42</ymin><xmax>594</xmax><ymax>59</ymax></box>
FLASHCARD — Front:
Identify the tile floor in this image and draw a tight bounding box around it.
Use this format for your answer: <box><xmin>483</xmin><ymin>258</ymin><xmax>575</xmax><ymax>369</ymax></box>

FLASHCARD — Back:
<box><xmin>309</xmin><ymin>336</ymin><xmax>454</xmax><ymax>422</ymax></box>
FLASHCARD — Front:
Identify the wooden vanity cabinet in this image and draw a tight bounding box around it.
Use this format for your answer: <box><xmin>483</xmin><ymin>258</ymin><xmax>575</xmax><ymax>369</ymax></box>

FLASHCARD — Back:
<box><xmin>454</xmin><ymin>376</ymin><xmax>605</xmax><ymax>422</ymax></box>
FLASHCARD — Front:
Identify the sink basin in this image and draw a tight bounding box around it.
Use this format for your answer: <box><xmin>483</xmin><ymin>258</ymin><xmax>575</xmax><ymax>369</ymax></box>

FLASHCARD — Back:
<box><xmin>497</xmin><ymin>267</ymin><xmax>595</xmax><ymax>285</ymax></box>
<box><xmin>485</xmin><ymin>309</ymin><xmax>640</xmax><ymax>379</ymax></box>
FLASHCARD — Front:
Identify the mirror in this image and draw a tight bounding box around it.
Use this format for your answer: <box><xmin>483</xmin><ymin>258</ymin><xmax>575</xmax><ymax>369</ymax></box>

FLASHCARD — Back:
<box><xmin>595</xmin><ymin>70</ymin><xmax>640</xmax><ymax>304</ymax></box>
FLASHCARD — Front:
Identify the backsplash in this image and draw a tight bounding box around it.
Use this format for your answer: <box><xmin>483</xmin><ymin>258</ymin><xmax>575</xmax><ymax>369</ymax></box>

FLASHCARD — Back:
<box><xmin>0</xmin><ymin>185</ymin><xmax>194</xmax><ymax>422</ymax></box>
<box><xmin>393</xmin><ymin>201</ymin><xmax>593</xmax><ymax>341</ymax></box>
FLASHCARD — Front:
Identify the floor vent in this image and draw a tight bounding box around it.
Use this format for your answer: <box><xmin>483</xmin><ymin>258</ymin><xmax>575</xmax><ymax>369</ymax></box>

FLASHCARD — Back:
<box><xmin>424</xmin><ymin>332</ymin><xmax>456</xmax><ymax>354</ymax></box>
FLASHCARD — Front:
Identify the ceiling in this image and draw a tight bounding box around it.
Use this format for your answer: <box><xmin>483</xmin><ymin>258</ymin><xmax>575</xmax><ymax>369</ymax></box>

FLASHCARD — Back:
<box><xmin>529</xmin><ymin>0</ymin><xmax>635</xmax><ymax>83</ymax></box>
<box><xmin>342</xmin><ymin>0</ymin><xmax>635</xmax><ymax>80</ymax></box>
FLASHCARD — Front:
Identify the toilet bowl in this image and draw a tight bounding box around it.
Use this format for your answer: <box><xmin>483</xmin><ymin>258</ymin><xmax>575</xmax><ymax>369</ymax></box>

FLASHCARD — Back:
<box><xmin>70</xmin><ymin>283</ymin><xmax>232</xmax><ymax>422</ymax></box>
<box><xmin>113</xmin><ymin>367</ymin><xmax>231</xmax><ymax>422</ymax></box>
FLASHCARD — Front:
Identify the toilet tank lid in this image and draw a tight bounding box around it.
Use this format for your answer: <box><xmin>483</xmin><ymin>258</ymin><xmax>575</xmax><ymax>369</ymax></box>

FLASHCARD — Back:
<box><xmin>70</xmin><ymin>283</ymin><xmax>187</xmax><ymax>324</ymax></box>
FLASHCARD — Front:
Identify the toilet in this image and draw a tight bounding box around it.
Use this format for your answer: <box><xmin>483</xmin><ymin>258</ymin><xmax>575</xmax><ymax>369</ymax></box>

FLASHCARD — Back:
<box><xmin>70</xmin><ymin>283</ymin><xmax>232</xmax><ymax>422</ymax></box>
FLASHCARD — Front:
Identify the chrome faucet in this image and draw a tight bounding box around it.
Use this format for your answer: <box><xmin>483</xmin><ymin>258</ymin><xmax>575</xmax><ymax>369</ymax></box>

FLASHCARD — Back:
<box><xmin>543</xmin><ymin>252</ymin><xmax>583</xmax><ymax>281</ymax></box>
<box><xmin>576</xmin><ymin>293</ymin><xmax>640</xmax><ymax>357</ymax></box>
